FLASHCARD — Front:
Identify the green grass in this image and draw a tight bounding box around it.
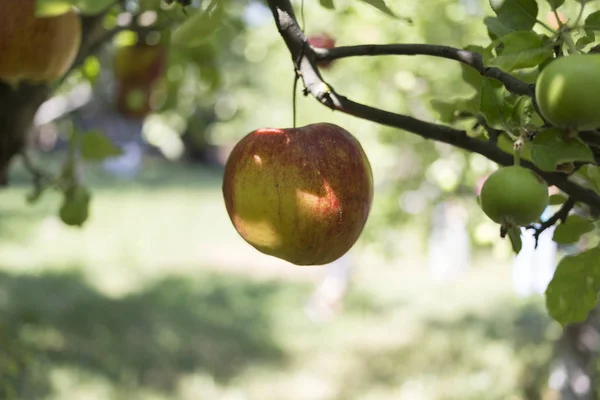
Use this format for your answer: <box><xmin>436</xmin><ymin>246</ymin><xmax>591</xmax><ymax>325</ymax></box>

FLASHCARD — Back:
<box><xmin>0</xmin><ymin>155</ymin><xmax>563</xmax><ymax>400</ymax></box>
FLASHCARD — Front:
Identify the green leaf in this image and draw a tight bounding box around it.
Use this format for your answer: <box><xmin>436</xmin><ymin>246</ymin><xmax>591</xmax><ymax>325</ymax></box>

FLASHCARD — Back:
<box><xmin>489</xmin><ymin>0</ymin><xmax>539</xmax><ymax>32</ymax></box>
<box><xmin>546</xmin><ymin>246</ymin><xmax>600</xmax><ymax>326</ymax></box>
<box><xmin>511</xmin><ymin>96</ymin><xmax>533</xmax><ymax>127</ymax></box>
<box><xmin>171</xmin><ymin>5</ymin><xmax>224</xmax><ymax>48</ymax></box>
<box><xmin>80</xmin><ymin>131</ymin><xmax>123</xmax><ymax>161</ymax></box>
<box><xmin>72</xmin><ymin>0</ymin><xmax>115</xmax><ymax>15</ymax></box>
<box><xmin>507</xmin><ymin>225</ymin><xmax>523</xmax><ymax>254</ymax></box>
<box><xmin>584</xmin><ymin>10</ymin><xmax>600</xmax><ymax>32</ymax></box>
<box><xmin>357</xmin><ymin>0</ymin><xmax>396</xmax><ymax>17</ymax></box>
<box><xmin>553</xmin><ymin>215</ymin><xmax>595</xmax><ymax>244</ymax></box>
<box><xmin>578</xmin><ymin>165</ymin><xmax>600</xmax><ymax>194</ymax></box>
<box><xmin>546</xmin><ymin>0</ymin><xmax>565</xmax><ymax>9</ymax></box>
<box><xmin>489</xmin><ymin>31</ymin><xmax>553</xmax><ymax>71</ymax></box>
<box><xmin>530</xmin><ymin>128</ymin><xmax>594</xmax><ymax>172</ymax></box>
<box><xmin>497</xmin><ymin>133</ymin><xmax>534</xmax><ymax>161</ymax></box>
<box><xmin>484</xmin><ymin>16</ymin><xmax>513</xmax><ymax>39</ymax></box>
<box><xmin>35</xmin><ymin>0</ymin><xmax>73</xmax><ymax>17</ymax></box>
<box><xmin>59</xmin><ymin>186</ymin><xmax>91</xmax><ymax>227</ymax></box>
<box><xmin>430</xmin><ymin>95</ymin><xmax>480</xmax><ymax>123</ymax></box>
<box><xmin>319</xmin><ymin>0</ymin><xmax>335</xmax><ymax>9</ymax></box>
<box><xmin>460</xmin><ymin>46</ymin><xmax>485</xmax><ymax>91</ymax></box>
<box><xmin>479</xmin><ymin>78</ymin><xmax>510</xmax><ymax>130</ymax></box>
<box><xmin>429</xmin><ymin>100</ymin><xmax>456</xmax><ymax>123</ymax></box>
<box><xmin>576</xmin><ymin>34</ymin><xmax>595</xmax><ymax>51</ymax></box>
<box><xmin>549</xmin><ymin>193</ymin><xmax>568</xmax><ymax>205</ymax></box>
<box><xmin>81</xmin><ymin>56</ymin><xmax>101</xmax><ymax>84</ymax></box>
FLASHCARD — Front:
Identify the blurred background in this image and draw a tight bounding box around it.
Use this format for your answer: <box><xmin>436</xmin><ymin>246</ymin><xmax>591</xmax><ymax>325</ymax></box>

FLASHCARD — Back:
<box><xmin>1</xmin><ymin>0</ymin><xmax>595</xmax><ymax>399</ymax></box>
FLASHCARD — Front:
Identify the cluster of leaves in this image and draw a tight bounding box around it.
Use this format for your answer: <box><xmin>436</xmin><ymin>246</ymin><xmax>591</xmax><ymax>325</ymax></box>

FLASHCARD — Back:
<box><xmin>426</xmin><ymin>0</ymin><xmax>600</xmax><ymax>327</ymax></box>
<box><xmin>308</xmin><ymin>0</ymin><xmax>600</xmax><ymax>326</ymax></box>
<box><xmin>26</xmin><ymin>124</ymin><xmax>122</xmax><ymax>227</ymax></box>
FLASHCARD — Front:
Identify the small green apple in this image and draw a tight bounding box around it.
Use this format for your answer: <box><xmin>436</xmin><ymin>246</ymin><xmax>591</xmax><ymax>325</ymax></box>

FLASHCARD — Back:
<box><xmin>479</xmin><ymin>166</ymin><xmax>549</xmax><ymax>226</ymax></box>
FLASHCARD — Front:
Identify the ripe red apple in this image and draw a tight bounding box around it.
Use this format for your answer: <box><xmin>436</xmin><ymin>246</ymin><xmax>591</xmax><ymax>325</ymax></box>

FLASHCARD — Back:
<box><xmin>222</xmin><ymin>123</ymin><xmax>373</xmax><ymax>266</ymax></box>
<box><xmin>0</xmin><ymin>0</ymin><xmax>81</xmax><ymax>86</ymax></box>
<box><xmin>113</xmin><ymin>41</ymin><xmax>166</xmax><ymax>118</ymax></box>
<box><xmin>308</xmin><ymin>33</ymin><xmax>336</xmax><ymax>69</ymax></box>
<box><xmin>113</xmin><ymin>42</ymin><xmax>166</xmax><ymax>86</ymax></box>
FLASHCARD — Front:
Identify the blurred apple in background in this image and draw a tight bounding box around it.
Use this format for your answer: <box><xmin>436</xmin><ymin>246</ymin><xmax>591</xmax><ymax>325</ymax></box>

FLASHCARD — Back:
<box><xmin>308</xmin><ymin>33</ymin><xmax>336</xmax><ymax>69</ymax></box>
<box><xmin>113</xmin><ymin>40</ymin><xmax>167</xmax><ymax>119</ymax></box>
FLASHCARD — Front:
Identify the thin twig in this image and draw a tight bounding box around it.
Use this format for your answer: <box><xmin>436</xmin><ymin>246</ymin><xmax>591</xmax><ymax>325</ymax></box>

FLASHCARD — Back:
<box><xmin>527</xmin><ymin>198</ymin><xmax>576</xmax><ymax>247</ymax></box>
<box><xmin>20</xmin><ymin>150</ymin><xmax>54</xmax><ymax>186</ymax></box>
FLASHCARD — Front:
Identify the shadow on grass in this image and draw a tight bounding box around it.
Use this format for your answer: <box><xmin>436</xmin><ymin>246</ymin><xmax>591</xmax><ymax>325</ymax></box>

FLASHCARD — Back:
<box><xmin>0</xmin><ymin>270</ymin><xmax>288</xmax><ymax>399</ymax></box>
<box><xmin>335</xmin><ymin>300</ymin><xmax>557</xmax><ymax>400</ymax></box>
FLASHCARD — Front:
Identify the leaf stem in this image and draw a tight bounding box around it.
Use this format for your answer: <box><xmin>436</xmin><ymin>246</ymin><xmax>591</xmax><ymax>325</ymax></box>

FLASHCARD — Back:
<box><xmin>574</xmin><ymin>2</ymin><xmax>586</xmax><ymax>26</ymax></box>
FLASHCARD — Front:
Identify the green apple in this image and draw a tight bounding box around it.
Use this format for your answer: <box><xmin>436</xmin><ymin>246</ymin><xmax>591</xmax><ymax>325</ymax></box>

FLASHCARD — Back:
<box><xmin>535</xmin><ymin>54</ymin><xmax>600</xmax><ymax>130</ymax></box>
<box><xmin>479</xmin><ymin>166</ymin><xmax>549</xmax><ymax>226</ymax></box>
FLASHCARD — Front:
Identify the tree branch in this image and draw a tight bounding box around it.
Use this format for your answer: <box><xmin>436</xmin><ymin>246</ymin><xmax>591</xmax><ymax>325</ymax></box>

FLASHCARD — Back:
<box><xmin>527</xmin><ymin>198</ymin><xmax>576</xmax><ymax>247</ymax></box>
<box><xmin>318</xmin><ymin>44</ymin><xmax>532</xmax><ymax>96</ymax></box>
<box><xmin>265</xmin><ymin>0</ymin><xmax>600</xmax><ymax>211</ymax></box>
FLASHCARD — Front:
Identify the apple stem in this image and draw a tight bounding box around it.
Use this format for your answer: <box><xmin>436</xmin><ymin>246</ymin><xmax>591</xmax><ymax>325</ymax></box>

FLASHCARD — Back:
<box><xmin>292</xmin><ymin>74</ymin><xmax>299</xmax><ymax>128</ymax></box>
<box><xmin>513</xmin><ymin>136</ymin><xmax>525</xmax><ymax>167</ymax></box>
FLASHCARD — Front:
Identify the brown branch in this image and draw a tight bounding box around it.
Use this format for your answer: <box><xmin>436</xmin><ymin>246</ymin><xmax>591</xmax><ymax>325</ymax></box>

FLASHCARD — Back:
<box><xmin>265</xmin><ymin>0</ymin><xmax>600</xmax><ymax>211</ymax></box>
<box><xmin>527</xmin><ymin>198</ymin><xmax>576</xmax><ymax>248</ymax></box>
<box><xmin>318</xmin><ymin>44</ymin><xmax>532</xmax><ymax>96</ymax></box>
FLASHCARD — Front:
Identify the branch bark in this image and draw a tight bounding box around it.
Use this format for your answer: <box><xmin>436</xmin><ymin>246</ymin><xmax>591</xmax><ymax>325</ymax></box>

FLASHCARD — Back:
<box><xmin>265</xmin><ymin>0</ymin><xmax>600</xmax><ymax>210</ymax></box>
<box><xmin>527</xmin><ymin>197</ymin><xmax>576</xmax><ymax>247</ymax></box>
<box><xmin>319</xmin><ymin>44</ymin><xmax>532</xmax><ymax>96</ymax></box>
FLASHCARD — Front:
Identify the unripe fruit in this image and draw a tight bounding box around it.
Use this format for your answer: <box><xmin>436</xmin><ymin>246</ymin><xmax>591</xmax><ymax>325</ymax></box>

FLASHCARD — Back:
<box><xmin>222</xmin><ymin>123</ymin><xmax>373</xmax><ymax>266</ymax></box>
<box><xmin>479</xmin><ymin>166</ymin><xmax>549</xmax><ymax>226</ymax></box>
<box><xmin>0</xmin><ymin>0</ymin><xmax>81</xmax><ymax>86</ymax></box>
<box><xmin>535</xmin><ymin>54</ymin><xmax>600</xmax><ymax>130</ymax></box>
<box><xmin>59</xmin><ymin>187</ymin><xmax>90</xmax><ymax>227</ymax></box>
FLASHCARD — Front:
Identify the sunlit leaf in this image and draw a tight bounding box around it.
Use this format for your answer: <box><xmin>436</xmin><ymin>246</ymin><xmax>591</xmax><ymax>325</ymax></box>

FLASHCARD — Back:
<box><xmin>80</xmin><ymin>131</ymin><xmax>123</xmax><ymax>161</ymax></box>
<box><xmin>35</xmin><ymin>0</ymin><xmax>73</xmax><ymax>17</ymax></box>
<box><xmin>546</xmin><ymin>246</ymin><xmax>600</xmax><ymax>326</ymax></box>
<box><xmin>553</xmin><ymin>215</ymin><xmax>595</xmax><ymax>244</ymax></box>
<box><xmin>546</xmin><ymin>0</ymin><xmax>565</xmax><ymax>10</ymax></box>
<box><xmin>489</xmin><ymin>0</ymin><xmax>538</xmax><ymax>32</ymax></box>
<box><xmin>489</xmin><ymin>31</ymin><xmax>553</xmax><ymax>71</ymax></box>
<box><xmin>549</xmin><ymin>193</ymin><xmax>568</xmax><ymax>205</ymax></box>
<box><xmin>530</xmin><ymin>128</ymin><xmax>594</xmax><ymax>172</ymax></box>
<box><xmin>479</xmin><ymin>78</ymin><xmax>510</xmax><ymax>130</ymax></box>
<box><xmin>171</xmin><ymin>5</ymin><xmax>224</xmax><ymax>48</ymax></box>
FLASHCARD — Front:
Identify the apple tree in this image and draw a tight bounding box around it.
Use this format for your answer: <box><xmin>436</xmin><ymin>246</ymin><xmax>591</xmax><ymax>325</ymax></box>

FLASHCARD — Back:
<box><xmin>3</xmin><ymin>0</ymin><xmax>600</xmax><ymax>376</ymax></box>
